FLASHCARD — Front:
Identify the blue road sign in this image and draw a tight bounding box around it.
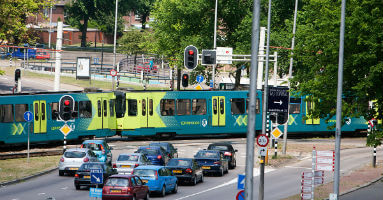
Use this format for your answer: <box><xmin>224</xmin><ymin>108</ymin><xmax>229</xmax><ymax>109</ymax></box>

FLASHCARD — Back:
<box><xmin>90</xmin><ymin>169</ymin><xmax>103</xmax><ymax>184</ymax></box>
<box><xmin>89</xmin><ymin>187</ymin><xmax>102</xmax><ymax>198</ymax></box>
<box><xmin>196</xmin><ymin>75</ymin><xmax>204</xmax><ymax>83</ymax></box>
<box><xmin>236</xmin><ymin>190</ymin><xmax>245</xmax><ymax>200</ymax></box>
<box><xmin>237</xmin><ymin>174</ymin><xmax>245</xmax><ymax>190</ymax></box>
<box><xmin>24</xmin><ymin>111</ymin><xmax>33</xmax><ymax>122</ymax></box>
<box><xmin>94</xmin><ymin>57</ymin><xmax>99</xmax><ymax>64</ymax></box>
<box><xmin>210</xmin><ymin>80</ymin><xmax>213</xmax><ymax>88</ymax></box>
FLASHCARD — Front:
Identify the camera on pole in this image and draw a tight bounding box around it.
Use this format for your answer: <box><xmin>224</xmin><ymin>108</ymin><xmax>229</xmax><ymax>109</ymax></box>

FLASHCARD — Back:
<box><xmin>59</xmin><ymin>95</ymin><xmax>76</xmax><ymax>121</ymax></box>
<box><xmin>201</xmin><ymin>50</ymin><xmax>217</xmax><ymax>65</ymax></box>
<box><xmin>184</xmin><ymin>45</ymin><xmax>198</xmax><ymax>70</ymax></box>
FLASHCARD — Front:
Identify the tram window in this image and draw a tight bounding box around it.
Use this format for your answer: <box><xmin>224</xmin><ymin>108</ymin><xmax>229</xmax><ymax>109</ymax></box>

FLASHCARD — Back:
<box><xmin>109</xmin><ymin>100</ymin><xmax>115</xmax><ymax>117</ymax></box>
<box><xmin>79</xmin><ymin>101</ymin><xmax>92</xmax><ymax>118</ymax></box>
<box><xmin>160</xmin><ymin>99</ymin><xmax>175</xmax><ymax>116</ymax></box>
<box><xmin>192</xmin><ymin>99</ymin><xmax>206</xmax><ymax>115</ymax></box>
<box><xmin>231</xmin><ymin>98</ymin><xmax>245</xmax><ymax>114</ymax></box>
<box><xmin>97</xmin><ymin>100</ymin><xmax>101</xmax><ymax>117</ymax></box>
<box><xmin>213</xmin><ymin>99</ymin><xmax>217</xmax><ymax>115</ymax></box>
<box><xmin>246</xmin><ymin>98</ymin><xmax>260</xmax><ymax>114</ymax></box>
<box><xmin>103</xmin><ymin>100</ymin><xmax>108</xmax><ymax>117</ymax></box>
<box><xmin>41</xmin><ymin>103</ymin><xmax>46</xmax><ymax>120</ymax></box>
<box><xmin>220</xmin><ymin>99</ymin><xmax>224</xmax><ymax>114</ymax></box>
<box><xmin>290</xmin><ymin>98</ymin><xmax>301</xmax><ymax>104</ymax></box>
<box><xmin>177</xmin><ymin>99</ymin><xmax>191</xmax><ymax>115</ymax></box>
<box><xmin>0</xmin><ymin>104</ymin><xmax>14</xmax><ymax>123</ymax></box>
<box><xmin>50</xmin><ymin>102</ymin><xmax>59</xmax><ymax>120</ymax></box>
<box><xmin>142</xmin><ymin>99</ymin><xmax>146</xmax><ymax>116</ymax></box>
<box><xmin>34</xmin><ymin>103</ymin><xmax>39</xmax><ymax>121</ymax></box>
<box><xmin>289</xmin><ymin>104</ymin><xmax>300</xmax><ymax>114</ymax></box>
<box><xmin>15</xmin><ymin>104</ymin><xmax>28</xmax><ymax>122</ymax></box>
<box><xmin>128</xmin><ymin>99</ymin><xmax>137</xmax><ymax>116</ymax></box>
<box><xmin>149</xmin><ymin>99</ymin><xmax>153</xmax><ymax>116</ymax></box>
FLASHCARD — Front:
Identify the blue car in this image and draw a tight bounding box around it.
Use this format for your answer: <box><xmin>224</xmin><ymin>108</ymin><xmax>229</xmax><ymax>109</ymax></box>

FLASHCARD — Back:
<box><xmin>194</xmin><ymin>150</ymin><xmax>229</xmax><ymax>176</ymax></box>
<box><xmin>136</xmin><ymin>146</ymin><xmax>169</xmax><ymax>165</ymax></box>
<box><xmin>133</xmin><ymin>165</ymin><xmax>178</xmax><ymax>197</ymax></box>
<box><xmin>81</xmin><ymin>140</ymin><xmax>113</xmax><ymax>164</ymax></box>
<box><xmin>149</xmin><ymin>142</ymin><xmax>178</xmax><ymax>158</ymax></box>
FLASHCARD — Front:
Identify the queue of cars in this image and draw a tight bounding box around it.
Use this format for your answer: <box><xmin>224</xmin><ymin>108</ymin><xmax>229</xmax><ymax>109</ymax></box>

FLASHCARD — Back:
<box><xmin>58</xmin><ymin>140</ymin><xmax>237</xmax><ymax>199</ymax></box>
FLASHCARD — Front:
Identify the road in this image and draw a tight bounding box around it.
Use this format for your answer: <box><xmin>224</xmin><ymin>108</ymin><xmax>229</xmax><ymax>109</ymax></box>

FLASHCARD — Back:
<box><xmin>0</xmin><ymin>138</ymin><xmax>379</xmax><ymax>200</ymax></box>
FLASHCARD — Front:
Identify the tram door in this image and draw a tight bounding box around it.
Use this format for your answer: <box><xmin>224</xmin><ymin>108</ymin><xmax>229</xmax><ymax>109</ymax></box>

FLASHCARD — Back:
<box><xmin>33</xmin><ymin>100</ymin><xmax>47</xmax><ymax>133</ymax></box>
<box><xmin>96</xmin><ymin>98</ymin><xmax>109</xmax><ymax>129</ymax></box>
<box><xmin>212</xmin><ymin>96</ymin><xmax>226</xmax><ymax>126</ymax></box>
<box><xmin>305</xmin><ymin>99</ymin><xmax>320</xmax><ymax>125</ymax></box>
<box><xmin>140</xmin><ymin>97</ymin><xmax>154</xmax><ymax>128</ymax></box>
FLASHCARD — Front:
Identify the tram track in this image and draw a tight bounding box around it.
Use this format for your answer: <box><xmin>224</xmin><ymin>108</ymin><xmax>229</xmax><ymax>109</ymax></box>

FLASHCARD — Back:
<box><xmin>0</xmin><ymin>149</ymin><xmax>63</xmax><ymax>160</ymax></box>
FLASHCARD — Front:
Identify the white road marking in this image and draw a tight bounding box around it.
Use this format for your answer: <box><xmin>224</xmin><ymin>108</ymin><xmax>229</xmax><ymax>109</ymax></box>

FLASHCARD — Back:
<box><xmin>284</xmin><ymin>166</ymin><xmax>312</xmax><ymax>170</ymax></box>
<box><xmin>38</xmin><ymin>193</ymin><xmax>46</xmax><ymax>195</ymax></box>
<box><xmin>61</xmin><ymin>187</ymin><xmax>68</xmax><ymax>190</ymax></box>
<box><xmin>175</xmin><ymin>168</ymin><xmax>275</xmax><ymax>200</ymax></box>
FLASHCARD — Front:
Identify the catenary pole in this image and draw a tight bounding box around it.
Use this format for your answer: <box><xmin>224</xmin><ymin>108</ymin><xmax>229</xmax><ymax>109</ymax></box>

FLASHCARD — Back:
<box><xmin>333</xmin><ymin>0</ymin><xmax>346</xmax><ymax>198</ymax></box>
<box><xmin>245</xmin><ymin>0</ymin><xmax>261</xmax><ymax>199</ymax></box>
<box><xmin>282</xmin><ymin>0</ymin><xmax>298</xmax><ymax>155</ymax></box>
<box><xmin>112</xmin><ymin>0</ymin><xmax>118</xmax><ymax>91</ymax></box>
<box><xmin>212</xmin><ymin>0</ymin><xmax>218</xmax><ymax>89</ymax></box>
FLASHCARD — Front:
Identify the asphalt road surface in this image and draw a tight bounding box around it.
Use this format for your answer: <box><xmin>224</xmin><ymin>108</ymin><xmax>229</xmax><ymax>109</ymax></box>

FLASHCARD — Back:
<box><xmin>0</xmin><ymin>138</ymin><xmax>380</xmax><ymax>200</ymax></box>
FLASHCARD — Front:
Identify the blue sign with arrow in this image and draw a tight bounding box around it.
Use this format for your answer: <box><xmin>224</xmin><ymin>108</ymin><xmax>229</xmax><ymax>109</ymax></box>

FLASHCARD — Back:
<box><xmin>237</xmin><ymin>174</ymin><xmax>245</xmax><ymax>190</ymax></box>
<box><xmin>196</xmin><ymin>75</ymin><xmax>204</xmax><ymax>83</ymax></box>
<box><xmin>90</xmin><ymin>169</ymin><xmax>103</xmax><ymax>184</ymax></box>
<box><xmin>24</xmin><ymin>111</ymin><xmax>33</xmax><ymax>122</ymax></box>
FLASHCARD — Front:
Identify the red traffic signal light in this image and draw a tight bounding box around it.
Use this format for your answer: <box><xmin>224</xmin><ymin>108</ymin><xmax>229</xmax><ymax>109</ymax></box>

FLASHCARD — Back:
<box><xmin>184</xmin><ymin>45</ymin><xmax>198</xmax><ymax>69</ymax></box>
<box><xmin>182</xmin><ymin>74</ymin><xmax>189</xmax><ymax>88</ymax></box>
<box><xmin>188</xmin><ymin>50</ymin><xmax>194</xmax><ymax>55</ymax></box>
<box><xmin>64</xmin><ymin>100</ymin><xmax>70</xmax><ymax>106</ymax></box>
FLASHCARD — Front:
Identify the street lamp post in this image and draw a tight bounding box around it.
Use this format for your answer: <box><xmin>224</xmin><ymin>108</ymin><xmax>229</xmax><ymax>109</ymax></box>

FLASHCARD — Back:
<box><xmin>112</xmin><ymin>0</ymin><xmax>119</xmax><ymax>91</ymax></box>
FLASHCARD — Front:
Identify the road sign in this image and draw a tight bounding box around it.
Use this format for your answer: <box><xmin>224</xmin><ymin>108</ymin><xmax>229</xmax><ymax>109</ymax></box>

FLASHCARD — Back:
<box><xmin>60</xmin><ymin>124</ymin><xmax>72</xmax><ymax>136</ymax></box>
<box><xmin>195</xmin><ymin>85</ymin><xmax>202</xmax><ymax>90</ymax></box>
<box><xmin>237</xmin><ymin>174</ymin><xmax>245</xmax><ymax>190</ymax></box>
<box><xmin>258</xmin><ymin>147</ymin><xmax>267</xmax><ymax>156</ymax></box>
<box><xmin>89</xmin><ymin>187</ymin><xmax>102</xmax><ymax>198</ymax></box>
<box><xmin>301</xmin><ymin>186</ymin><xmax>312</xmax><ymax>193</ymax></box>
<box><xmin>316</xmin><ymin>151</ymin><xmax>334</xmax><ymax>157</ymax></box>
<box><xmin>271</xmin><ymin>127</ymin><xmax>283</xmax><ymax>138</ymax></box>
<box><xmin>301</xmin><ymin>193</ymin><xmax>312</xmax><ymax>200</ymax></box>
<box><xmin>110</xmin><ymin>69</ymin><xmax>117</xmax><ymax>77</ymax></box>
<box><xmin>217</xmin><ymin>47</ymin><xmax>233</xmax><ymax>64</ymax></box>
<box><xmin>316</xmin><ymin>164</ymin><xmax>334</xmax><ymax>171</ymax></box>
<box><xmin>267</xmin><ymin>86</ymin><xmax>289</xmax><ymax>113</ymax></box>
<box><xmin>196</xmin><ymin>75</ymin><xmax>204</xmax><ymax>83</ymax></box>
<box><xmin>236</xmin><ymin>190</ymin><xmax>245</xmax><ymax>200</ymax></box>
<box><xmin>302</xmin><ymin>170</ymin><xmax>324</xmax><ymax>178</ymax></box>
<box><xmin>316</xmin><ymin>157</ymin><xmax>334</xmax><ymax>164</ymax></box>
<box><xmin>301</xmin><ymin>177</ymin><xmax>324</xmax><ymax>185</ymax></box>
<box><xmin>201</xmin><ymin>50</ymin><xmax>217</xmax><ymax>65</ymax></box>
<box><xmin>210</xmin><ymin>80</ymin><xmax>213</xmax><ymax>88</ymax></box>
<box><xmin>24</xmin><ymin>111</ymin><xmax>33</xmax><ymax>122</ymax></box>
<box><xmin>90</xmin><ymin>169</ymin><xmax>103</xmax><ymax>184</ymax></box>
<box><xmin>256</xmin><ymin>134</ymin><xmax>269</xmax><ymax>147</ymax></box>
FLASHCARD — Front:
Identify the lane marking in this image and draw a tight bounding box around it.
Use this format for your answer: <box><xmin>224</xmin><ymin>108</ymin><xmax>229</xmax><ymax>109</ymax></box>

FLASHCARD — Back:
<box><xmin>284</xmin><ymin>166</ymin><xmax>311</xmax><ymax>170</ymax></box>
<box><xmin>175</xmin><ymin>168</ymin><xmax>275</xmax><ymax>200</ymax></box>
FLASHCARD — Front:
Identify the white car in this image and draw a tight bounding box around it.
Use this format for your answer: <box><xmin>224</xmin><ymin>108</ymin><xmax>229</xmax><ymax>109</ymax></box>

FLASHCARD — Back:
<box><xmin>114</xmin><ymin>153</ymin><xmax>152</xmax><ymax>174</ymax></box>
<box><xmin>58</xmin><ymin>148</ymin><xmax>99</xmax><ymax>176</ymax></box>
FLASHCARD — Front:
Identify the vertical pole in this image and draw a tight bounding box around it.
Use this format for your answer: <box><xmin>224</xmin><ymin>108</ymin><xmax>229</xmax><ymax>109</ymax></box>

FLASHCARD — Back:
<box><xmin>112</xmin><ymin>0</ymin><xmax>118</xmax><ymax>91</ymax></box>
<box><xmin>101</xmin><ymin>42</ymin><xmax>104</xmax><ymax>74</ymax></box>
<box><xmin>245</xmin><ymin>0</ymin><xmax>261</xmax><ymax>199</ymax></box>
<box><xmin>312</xmin><ymin>147</ymin><xmax>316</xmax><ymax>200</ymax></box>
<box><xmin>283</xmin><ymin>0</ymin><xmax>299</xmax><ymax>155</ymax></box>
<box><xmin>212</xmin><ymin>0</ymin><xmax>218</xmax><ymax>89</ymax></box>
<box><xmin>54</xmin><ymin>21</ymin><xmax>63</xmax><ymax>91</ymax></box>
<box><xmin>63</xmin><ymin>135</ymin><xmax>67</xmax><ymax>153</ymax></box>
<box><xmin>27</xmin><ymin>122</ymin><xmax>30</xmax><ymax>163</ymax></box>
<box><xmin>259</xmin><ymin>156</ymin><xmax>265</xmax><ymax>200</ymax></box>
<box><xmin>257</xmin><ymin>27</ymin><xmax>265</xmax><ymax>89</ymax></box>
<box><xmin>274</xmin><ymin>140</ymin><xmax>278</xmax><ymax>158</ymax></box>
<box><xmin>373</xmin><ymin>145</ymin><xmax>376</xmax><ymax>168</ymax></box>
<box><xmin>273</xmin><ymin>51</ymin><xmax>277</xmax><ymax>86</ymax></box>
<box><xmin>333</xmin><ymin>0</ymin><xmax>347</xmax><ymax>198</ymax></box>
<box><xmin>48</xmin><ymin>3</ymin><xmax>53</xmax><ymax>49</ymax></box>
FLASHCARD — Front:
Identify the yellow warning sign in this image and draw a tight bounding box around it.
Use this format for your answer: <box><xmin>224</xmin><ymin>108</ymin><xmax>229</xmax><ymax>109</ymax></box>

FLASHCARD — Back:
<box><xmin>271</xmin><ymin>127</ymin><xmax>283</xmax><ymax>138</ymax></box>
<box><xmin>60</xmin><ymin>124</ymin><xmax>72</xmax><ymax>136</ymax></box>
<box><xmin>195</xmin><ymin>85</ymin><xmax>202</xmax><ymax>90</ymax></box>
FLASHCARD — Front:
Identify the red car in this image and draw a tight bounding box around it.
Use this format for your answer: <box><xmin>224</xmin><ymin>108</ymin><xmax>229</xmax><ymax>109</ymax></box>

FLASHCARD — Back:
<box><xmin>35</xmin><ymin>50</ymin><xmax>50</xmax><ymax>60</ymax></box>
<box><xmin>102</xmin><ymin>174</ymin><xmax>149</xmax><ymax>200</ymax></box>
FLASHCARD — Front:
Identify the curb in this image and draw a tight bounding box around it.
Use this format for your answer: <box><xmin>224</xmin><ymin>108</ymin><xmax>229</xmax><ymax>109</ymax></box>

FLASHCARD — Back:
<box><xmin>339</xmin><ymin>176</ymin><xmax>383</xmax><ymax>197</ymax></box>
<box><xmin>0</xmin><ymin>167</ymin><xmax>58</xmax><ymax>187</ymax></box>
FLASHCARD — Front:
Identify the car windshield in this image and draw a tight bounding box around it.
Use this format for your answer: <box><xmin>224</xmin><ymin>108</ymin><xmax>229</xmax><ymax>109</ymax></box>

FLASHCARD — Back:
<box><xmin>167</xmin><ymin>159</ymin><xmax>191</xmax><ymax>167</ymax></box>
<box><xmin>208</xmin><ymin>145</ymin><xmax>229</xmax><ymax>151</ymax></box>
<box><xmin>195</xmin><ymin>151</ymin><xmax>219</xmax><ymax>158</ymax></box>
<box><xmin>151</xmin><ymin>143</ymin><xmax>168</xmax><ymax>150</ymax></box>
<box><xmin>64</xmin><ymin>151</ymin><xmax>86</xmax><ymax>158</ymax></box>
<box><xmin>118</xmin><ymin>155</ymin><xmax>139</xmax><ymax>162</ymax></box>
<box><xmin>80</xmin><ymin>163</ymin><xmax>105</xmax><ymax>170</ymax></box>
<box><xmin>138</xmin><ymin>148</ymin><xmax>159</xmax><ymax>156</ymax></box>
<box><xmin>134</xmin><ymin>169</ymin><xmax>156</xmax><ymax>177</ymax></box>
<box><xmin>105</xmin><ymin>178</ymin><xmax>129</xmax><ymax>187</ymax></box>
<box><xmin>82</xmin><ymin>143</ymin><xmax>102</xmax><ymax>151</ymax></box>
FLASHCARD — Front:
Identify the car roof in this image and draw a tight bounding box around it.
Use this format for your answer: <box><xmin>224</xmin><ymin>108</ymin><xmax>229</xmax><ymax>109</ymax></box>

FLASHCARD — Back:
<box><xmin>82</xmin><ymin>140</ymin><xmax>105</xmax><ymax>144</ymax></box>
<box><xmin>118</xmin><ymin>153</ymin><xmax>142</xmax><ymax>156</ymax></box>
<box><xmin>170</xmin><ymin>158</ymin><xmax>193</xmax><ymax>161</ymax></box>
<box><xmin>150</xmin><ymin>142</ymin><xmax>171</xmax><ymax>145</ymax></box>
<box><xmin>135</xmin><ymin>165</ymin><xmax>163</xmax><ymax>170</ymax></box>
<box><xmin>138</xmin><ymin>146</ymin><xmax>161</xmax><ymax>150</ymax></box>
<box><xmin>109</xmin><ymin>174</ymin><xmax>137</xmax><ymax>179</ymax></box>
<box><xmin>65</xmin><ymin>148</ymin><xmax>89</xmax><ymax>152</ymax></box>
<box><xmin>208</xmin><ymin>143</ymin><xmax>233</xmax><ymax>147</ymax></box>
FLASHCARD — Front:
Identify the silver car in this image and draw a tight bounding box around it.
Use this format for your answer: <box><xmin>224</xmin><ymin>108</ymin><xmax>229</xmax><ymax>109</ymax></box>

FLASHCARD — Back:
<box><xmin>114</xmin><ymin>153</ymin><xmax>151</xmax><ymax>174</ymax></box>
<box><xmin>58</xmin><ymin>148</ymin><xmax>99</xmax><ymax>176</ymax></box>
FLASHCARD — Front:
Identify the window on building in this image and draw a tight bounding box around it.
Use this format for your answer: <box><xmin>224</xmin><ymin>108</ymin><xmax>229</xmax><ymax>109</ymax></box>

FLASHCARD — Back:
<box><xmin>177</xmin><ymin>99</ymin><xmax>191</xmax><ymax>115</ymax></box>
<box><xmin>192</xmin><ymin>99</ymin><xmax>206</xmax><ymax>115</ymax></box>
<box><xmin>160</xmin><ymin>99</ymin><xmax>175</xmax><ymax>116</ymax></box>
<box><xmin>231</xmin><ymin>98</ymin><xmax>245</xmax><ymax>114</ymax></box>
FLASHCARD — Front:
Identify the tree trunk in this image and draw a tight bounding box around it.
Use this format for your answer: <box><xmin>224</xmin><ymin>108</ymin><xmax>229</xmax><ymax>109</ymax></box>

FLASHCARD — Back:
<box><xmin>81</xmin><ymin>17</ymin><xmax>89</xmax><ymax>47</ymax></box>
<box><xmin>177</xmin><ymin>68</ymin><xmax>181</xmax><ymax>91</ymax></box>
<box><xmin>233</xmin><ymin>66</ymin><xmax>242</xmax><ymax>90</ymax></box>
<box><xmin>141</xmin><ymin>13</ymin><xmax>147</xmax><ymax>30</ymax></box>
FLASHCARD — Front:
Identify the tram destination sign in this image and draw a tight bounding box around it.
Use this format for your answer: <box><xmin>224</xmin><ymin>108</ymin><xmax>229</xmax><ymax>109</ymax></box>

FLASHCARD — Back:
<box><xmin>267</xmin><ymin>86</ymin><xmax>289</xmax><ymax>113</ymax></box>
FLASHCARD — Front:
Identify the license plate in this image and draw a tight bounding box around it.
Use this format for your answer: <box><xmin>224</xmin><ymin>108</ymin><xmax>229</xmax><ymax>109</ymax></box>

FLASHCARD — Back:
<box><xmin>69</xmin><ymin>168</ymin><xmax>78</xmax><ymax>170</ymax></box>
<box><xmin>202</xmin><ymin>166</ymin><xmax>210</xmax><ymax>169</ymax></box>
<box><xmin>142</xmin><ymin>180</ymin><xmax>148</xmax><ymax>183</ymax></box>
<box><xmin>173</xmin><ymin>170</ymin><xmax>182</xmax><ymax>173</ymax></box>
<box><xmin>110</xmin><ymin>189</ymin><xmax>121</xmax><ymax>193</ymax></box>
<box><xmin>122</xmin><ymin>165</ymin><xmax>131</xmax><ymax>168</ymax></box>
<box><xmin>84</xmin><ymin>175</ymin><xmax>90</xmax><ymax>179</ymax></box>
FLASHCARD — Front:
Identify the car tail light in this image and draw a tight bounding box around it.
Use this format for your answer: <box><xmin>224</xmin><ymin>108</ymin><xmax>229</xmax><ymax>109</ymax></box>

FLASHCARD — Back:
<box><xmin>186</xmin><ymin>168</ymin><xmax>193</xmax><ymax>174</ymax></box>
<box><xmin>224</xmin><ymin>152</ymin><xmax>232</xmax><ymax>156</ymax></box>
<box><xmin>155</xmin><ymin>170</ymin><xmax>158</xmax><ymax>180</ymax></box>
<box><xmin>83</xmin><ymin>157</ymin><xmax>89</xmax><ymax>162</ymax></box>
<box><xmin>60</xmin><ymin>157</ymin><xmax>64</xmax><ymax>162</ymax></box>
<box><xmin>214</xmin><ymin>161</ymin><xmax>221</xmax><ymax>165</ymax></box>
<box><xmin>127</xmin><ymin>187</ymin><xmax>133</xmax><ymax>194</ymax></box>
<box><xmin>75</xmin><ymin>174</ymin><xmax>79</xmax><ymax>178</ymax></box>
<box><xmin>112</xmin><ymin>163</ymin><xmax>117</xmax><ymax>168</ymax></box>
<box><xmin>134</xmin><ymin>163</ymin><xmax>139</xmax><ymax>168</ymax></box>
<box><xmin>157</xmin><ymin>155</ymin><xmax>162</xmax><ymax>160</ymax></box>
<box><xmin>168</xmin><ymin>154</ymin><xmax>171</xmax><ymax>157</ymax></box>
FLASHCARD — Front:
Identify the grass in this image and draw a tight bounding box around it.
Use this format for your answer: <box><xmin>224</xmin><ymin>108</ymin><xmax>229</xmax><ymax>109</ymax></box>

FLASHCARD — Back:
<box><xmin>0</xmin><ymin>156</ymin><xmax>61</xmax><ymax>183</ymax></box>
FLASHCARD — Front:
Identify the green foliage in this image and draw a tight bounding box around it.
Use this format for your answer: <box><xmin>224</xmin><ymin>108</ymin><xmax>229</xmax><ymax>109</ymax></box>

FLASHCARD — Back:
<box><xmin>118</xmin><ymin>30</ymin><xmax>151</xmax><ymax>55</ymax></box>
<box><xmin>367</xmin><ymin>127</ymin><xmax>383</xmax><ymax>147</ymax></box>
<box><xmin>124</xmin><ymin>0</ymin><xmax>155</xmax><ymax>29</ymax></box>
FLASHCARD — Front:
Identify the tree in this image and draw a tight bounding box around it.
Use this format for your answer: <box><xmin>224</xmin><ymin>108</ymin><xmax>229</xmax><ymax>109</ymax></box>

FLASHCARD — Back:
<box><xmin>290</xmin><ymin>0</ymin><xmax>383</xmax><ymax>144</ymax></box>
<box><xmin>118</xmin><ymin>30</ymin><xmax>153</xmax><ymax>65</ymax></box>
<box><xmin>124</xmin><ymin>0</ymin><xmax>155</xmax><ymax>30</ymax></box>
<box><xmin>0</xmin><ymin>0</ymin><xmax>49</xmax><ymax>45</ymax></box>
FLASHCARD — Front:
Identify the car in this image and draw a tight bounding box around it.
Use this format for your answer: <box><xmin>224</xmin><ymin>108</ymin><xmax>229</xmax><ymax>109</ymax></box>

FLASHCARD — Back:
<box><xmin>149</xmin><ymin>142</ymin><xmax>178</xmax><ymax>158</ymax></box>
<box><xmin>194</xmin><ymin>150</ymin><xmax>229</xmax><ymax>176</ymax></box>
<box><xmin>102</xmin><ymin>174</ymin><xmax>150</xmax><ymax>200</ymax></box>
<box><xmin>74</xmin><ymin>162</ymin><xmax>117</xmax><ymax>190</ymax></box>
<box><xmin>35</xmin><ymin>50</ymin><xmax>50</xmax><ymax>60</ymax></box>
<box><xmin>114</xmin><ymin>153</ymin><xmax>152</xmax><ymax>174</ymax></box>
<box><xmin>58</xmin><ymin>148</ymin><xmax>99</xmax><ymax>176</ymax></box>
<box><xmin>166</xmin><ymin>158</ymin><xmax>203</xmax><ymax>185</ymax></box>
<box><xmin>133</xmin><ymin>165</ymin><xmax>178</xmax><ymax>197</ymax></box>
<box><xmin>81</xmin><ymin>140</ymin><xmax>113</xmax><ymax>164</ymax></box>
<box><xmin>136</xmin><ymin>146</ymin><xmax>169</xmax><ymax>166</ymax></box>
<box><xmin>207</xmin><ymin>142</ymin><xmax>238</xmax><ymax>169</ymax></box>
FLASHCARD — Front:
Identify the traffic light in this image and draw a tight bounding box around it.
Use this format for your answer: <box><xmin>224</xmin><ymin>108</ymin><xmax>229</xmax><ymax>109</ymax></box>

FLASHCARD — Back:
<box><xmin>184</xmin><ymin>45</ymin><xmax>198</xmax><ymax>69</ymax></box>
<box><xmin>59</xmin><ymin>95</ymin><xmax>75</xmax><ymax>121</ymax></box>
<box><xmin>277</xmin><ymin>113</ymin><xmax>288</xmax><ymax>124</ymax></box>
<box><xmin>202</xmin><ymin>50</ymin><xmax>216</xmax><ymax>65</ymax></box>
<box><xmin>182</xmin><ymin>74</ymin><xmax>189</xmax><ymax>88</ymax></box>
<box><xmin>15</xmin><ymin>69</ymin><xmax>21</xmax><ymax>82</ymax></box>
